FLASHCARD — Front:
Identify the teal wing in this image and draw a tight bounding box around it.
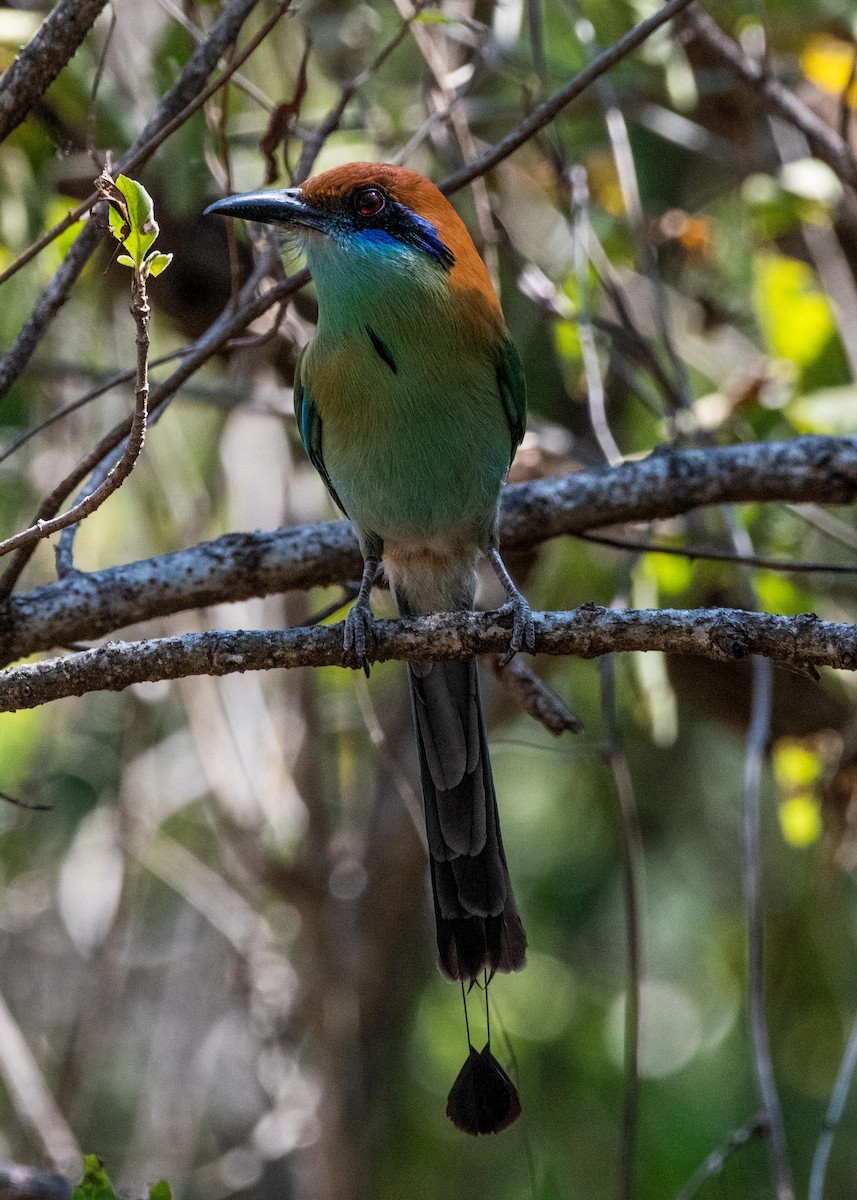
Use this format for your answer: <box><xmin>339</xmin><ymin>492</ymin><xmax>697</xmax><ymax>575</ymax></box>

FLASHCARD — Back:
<box><xmin>294</xmin><ymin>348</ymin><xmax>348</xmax><ymax>517</ymax></box>
<box><xmin>496</xmin><ymin>335</ymin><xmax>527</xmax><ymax>467</ymax></box>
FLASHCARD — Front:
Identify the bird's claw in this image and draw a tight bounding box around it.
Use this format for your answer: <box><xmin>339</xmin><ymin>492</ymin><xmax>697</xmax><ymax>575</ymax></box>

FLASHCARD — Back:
<box><xmin>343</xmin><ymin>603</ymin><xmax>376</xmax><ymax>675</ymax></box>
<box><xmin>498</xmin><ymin>595</ymin><xmax>536</xmax><ymax>665</ymax></box>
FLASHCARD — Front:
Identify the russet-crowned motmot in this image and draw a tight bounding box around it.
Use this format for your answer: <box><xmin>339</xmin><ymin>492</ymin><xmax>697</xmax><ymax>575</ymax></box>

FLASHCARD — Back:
<box><xmin>207</xmin><ymin>164</ymin><xmax>532</xmax><ymax>1131</ymax></box>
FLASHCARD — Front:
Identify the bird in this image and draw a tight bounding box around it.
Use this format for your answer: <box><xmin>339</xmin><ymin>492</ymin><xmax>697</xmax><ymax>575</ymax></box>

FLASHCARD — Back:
<box><xmin>206</xmin><ymin>163</ymin><xmax>532</xmax><ymax>1132</ymax></box>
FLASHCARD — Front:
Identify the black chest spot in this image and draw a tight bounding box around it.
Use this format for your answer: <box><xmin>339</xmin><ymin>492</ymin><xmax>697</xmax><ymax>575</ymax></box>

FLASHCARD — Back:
<box><xmin>366</xmin><ymin>325</ymin><xmax>398</xmax><ymax>375</ymax></box>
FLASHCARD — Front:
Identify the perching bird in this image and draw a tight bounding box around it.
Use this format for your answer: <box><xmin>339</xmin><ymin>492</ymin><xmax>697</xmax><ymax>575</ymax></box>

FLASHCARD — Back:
<box><xmin>207</xmin><ymin>163</ymin><xmax>531</xmax><ymax>1132</ymax></box>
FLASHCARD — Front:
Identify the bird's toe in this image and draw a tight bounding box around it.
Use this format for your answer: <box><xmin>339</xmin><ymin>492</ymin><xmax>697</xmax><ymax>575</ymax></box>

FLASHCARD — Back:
<box><xmin>500</xmin><ymin>596</ymin><xmax>536</xmax><ymax>663</ymax></box>
<box><xmin>342</xmin><ymin>604</ymin><xmax>376</xmax><ymax>673</ymax></box>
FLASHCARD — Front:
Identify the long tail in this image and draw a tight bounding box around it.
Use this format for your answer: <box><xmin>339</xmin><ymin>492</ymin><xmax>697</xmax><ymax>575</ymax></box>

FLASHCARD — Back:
<box><xmin>398</xmin><ymin>581</ymin><xmax>527</xmax><ymax>981</ymax></box>
<box><xmin>409</xmin><ymin>657</ymin><xmax>527</xmax><ymax>980</ymax></box>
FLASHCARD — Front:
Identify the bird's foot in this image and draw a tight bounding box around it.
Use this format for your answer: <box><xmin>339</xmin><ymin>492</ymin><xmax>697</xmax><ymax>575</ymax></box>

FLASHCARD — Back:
<box><xmin>342</xmin><ymin>601</ymin><xmax>376</xmax><ymax>676</ymax></box>
<box><xmin>342</xmin><ymin>555</ymin><xmax>379</xmax><ymax>675</ymax></box>
<box><xmin>486</xmin><ymin>546</ymin><xmax>535</xmax><ymax>664</ymax></box>
<box><xmin>498</xmin><ymin>593</ymin><xmax>536</xmax><ymax>665</ymax></box>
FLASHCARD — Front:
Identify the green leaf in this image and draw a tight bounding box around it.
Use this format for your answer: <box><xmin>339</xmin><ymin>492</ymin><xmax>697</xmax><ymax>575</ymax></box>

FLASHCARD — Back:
<box><xmin>145</xmin><ymin>251</ymin><xmax>173</xmax><ymax>278</ymax></box>
<box><xmin>148</xmin><ymin>1181</ymin><xmax>172</xmax><ymax>1200</ymax></box>
<box><xmin>107</xmin><ymin>204</ymin><xmax>129</xmax><ymax>242</ymax></box>
<box><xmin>71</xmin><ymin>1155</ymin><xmax>119</xmax><ymax>1200</ymax></box>
<box><xmin>115</xmin><ymin>174</ymin><xmax>154</xmax><ymax>234</ymax></box>
<box><xmin>116</xmin><ymin>254</ymin><xmax>135</xmax><ymax>268</ymax></box>
<box><xmin>114</xmin><ymin>174</ymin><xmax>159</xmax><ymax>266</ymax></box>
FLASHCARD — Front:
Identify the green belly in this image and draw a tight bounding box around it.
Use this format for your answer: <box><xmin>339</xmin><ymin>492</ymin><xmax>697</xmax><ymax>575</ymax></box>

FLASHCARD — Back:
<box><xmin>307</xmin><ymin>333</ymin><xmax>511</xmax><ymax>551</ymax></box>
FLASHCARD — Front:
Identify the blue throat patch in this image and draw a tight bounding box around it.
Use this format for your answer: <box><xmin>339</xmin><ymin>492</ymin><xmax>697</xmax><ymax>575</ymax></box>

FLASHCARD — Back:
<box><xmin>354</xmin><ymin>205</ymin><xmax>454</xmax><ymax>271</ymax></box>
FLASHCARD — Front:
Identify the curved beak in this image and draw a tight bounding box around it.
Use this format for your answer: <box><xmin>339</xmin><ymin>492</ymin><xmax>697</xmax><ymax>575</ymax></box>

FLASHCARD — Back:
<box><xmin>204</xmin><ymin>188</ymin><xmax>324</xmax><ymax>231</ymax></box>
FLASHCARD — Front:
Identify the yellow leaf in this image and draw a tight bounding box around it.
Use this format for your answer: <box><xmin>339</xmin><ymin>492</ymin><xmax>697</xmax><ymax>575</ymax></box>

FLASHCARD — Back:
<box><xmin>801</xmin><ymin>35</ymin><xmax>857</xmax><ymax>106</ymax></box>
<box><xmin>773</xmin><ymin>739</ymin><xmax>823</xmax><ymax>789</ymax></box>
<box><xmin>778</xmin><ymin>793</ymin><xmax>821</xmax><ymax>849</ymax></box>
<box><xmin>753</xmin><ymin>255</ymin><xmax>835</xmax><ymax>369</ymax></box>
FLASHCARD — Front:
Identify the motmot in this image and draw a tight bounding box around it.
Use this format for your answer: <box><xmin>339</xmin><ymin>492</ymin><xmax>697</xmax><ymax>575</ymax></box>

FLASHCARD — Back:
<box><xmin>207</xmin><ymin>163</ymin><xmax>532</xmax><ymax>1132</ymax></box>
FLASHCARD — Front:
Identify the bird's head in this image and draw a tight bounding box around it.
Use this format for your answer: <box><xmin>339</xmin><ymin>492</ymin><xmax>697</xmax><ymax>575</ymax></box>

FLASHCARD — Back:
<box><xmin>205</xmin><ymin>162</ymin><xmax>501</xmax><ymax>319</ymax></box>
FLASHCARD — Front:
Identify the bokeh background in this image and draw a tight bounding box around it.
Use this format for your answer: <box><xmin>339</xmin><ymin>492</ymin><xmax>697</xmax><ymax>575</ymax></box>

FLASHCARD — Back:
<box><xmin>1</xmin><ymin>0</ymin><xmax>857</xmax><ymax>1197</ymax></box>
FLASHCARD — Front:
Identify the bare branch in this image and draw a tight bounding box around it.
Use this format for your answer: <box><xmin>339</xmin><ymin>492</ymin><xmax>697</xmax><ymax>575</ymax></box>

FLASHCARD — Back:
<box><xmin>0</xmin><ymin>264</ymin><xmax>309</xmax><ymax>598</ymax></box>
<box><xmin>0</xmin><ymin>0</ymin><xmax>273</xmax><ymax>402</ymax></box>
<box><xmin>0</xmin><ymin>0</ymin><xmax>108</xmax><ymax>144</ymax></box>
<box><xmin>0</xmin><ymin>990</ymin><xmax>81</xmax><ymax>1174</ymax></box>
<box><xmin>2</xmin><ymin>435</ymin><xmax>855</xmax><ymax>663</ymax></box>
<box><xmin>0</xmin><ymin>605</ymin><xmax>854</xmax><ymax>713</ymax></box>
<box><xmin>576</xmin><ymin>529</ymin><xmax>857</xmax><ymax>575</ymax></box>
<box><xmin>808</xmin><ymin>1005</ymin><xmax>857</xmax><ymax>1200</ymax></box>
<box><xmin>742</xmin><ymin>656</ymin><xmax>794</xmax><ymax>1199</ymax></box>
<box><xmin>0</xmin><ymin>260</ymin><xmax>151</xmax><ymax>559</ymax></box>
<box><xmin>293</xmin><ymin>0</ymin><xmax>428</xmax><ymax>184</ymax></box>
<box><xmin>601</xmin><ymin>655</ymin><xmax>644</xmax><ymax>1200</ymax></box>
<box><xmin>678</xmin><ymin>9</ymin><xmax>857</xmax><ymax>190</ymax></box>
<box><xmin>488</xmin><ymin>656</ymin><xmax>584</xmax><ymax>735</ymax></box>
<box><xmin>673</xmin><ymin>1115</ymin><xmax>767</xmax><ymax>1200</ymax></box>
<box><xmin>0</xmin><ymin>1161</ymin><xmax>71</xmax><ymax>1200</ymax></box>
<box><xmin>440</xmin><ymin>0</ymin><xmax>699</xmax><ymax>195</ymax></box>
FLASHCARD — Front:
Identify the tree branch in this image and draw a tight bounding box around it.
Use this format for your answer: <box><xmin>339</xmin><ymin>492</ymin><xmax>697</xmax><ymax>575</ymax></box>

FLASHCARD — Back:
<box><xmin>0</xmin><ymin>1161</ymin><xmax>71</xmax><ymax>1200</ymax></box>
<box><xmin>1</xmin><ymin>435</ymin><xmax>854</xmax><ymax>665</ymax></box>
<box><xmin>0</xmin><ymin>0</ymin><xmax>109</xmax><ymax>144</ymax></box>
<box><xmin>0</xmin><ymin>257</ymin><xmax>151</xmax><ymax>559</ymax></box>
<box><xmin>0</xmin><ymin>0</ymin><xmax>269</xmax><ymax>403</ymax></box>
<box><xmin>677</xmin><ymin>9</ymin><xmax>857</xmax><ymax>190</ymax></box>
<box><xmin>0</xmin><ymin>264</ymin><xmax>309</xmax><ymax>598</ymax></box>
<box><xmin>0</xmin><ymin>606</ymin><xmax>854</xmax><ymax>713</ymax></box>
<box><xmin>440</xmin><ymin>0</ymin><xmax>699</xmax><ymax>195</ymax></box>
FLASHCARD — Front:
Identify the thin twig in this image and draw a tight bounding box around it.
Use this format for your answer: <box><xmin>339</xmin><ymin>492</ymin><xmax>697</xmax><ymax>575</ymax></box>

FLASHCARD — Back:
<box><xmin>576</xmin><ymin>18</ymin><xmax>692</xmax><ymax>415</ymax></box>
<box><xmin>0</xmin><ymin>990</ymin><xmax>81</xmax><ymax>1174</ymax></box>
<box><xmin>789</xmin><ymin>504</ymin><xmax>857</xmax><ymax>553</ymax></box>
<box><xmin>570</xmin><ymin>163</ymin><xmax>622</xmax><ymax>464</ymax></box>
<box><xmin>441</xmin><ymin>0</ymin><xmax>699</xmax><ymax>195</ymax></box>
<box><xmin>0</xmin><ymin>0</ymin><xmax>289</xmax><ymax>294</ymax></box>
<box><xmin>808</xmin><ymin>1002</ymin><xmax>857</xmax><ymax>1200</ymax></box>
<box><xmin>0</xmin><ymin>262</ymin><xmax>309</xmax><ymax>597</ymax></box>
<box><xmin>0</xmin><ymin>265</ymin><xmax>151</xmax><ymax>558</ymax></box>
<box><xmin>0</xmin><ymin>348</ymin><xmax>184</xmax><ymax>468</ymax></box>
<box><xmin>601</xmin><ymin>654</ymin><xmax>644</xmax><ymax>1200</ymax></box>
<box><xmin>0</xmin><ymin>0</ymin><xmax>283</xmax><ymax>394</ymax></box>
<box><xmin>84</xmin><ymin>2</ymin><xmax>116</xmax><ymax>165</ymax></box>
<box><xmin>576</xmin><ymin>529</ymin><xmax>857</xmax><ymax>574</ymax></box>
<box><xmin>393</xmin><ymin>0</ymin><xmax>498</xmax><ymax>274</ymax></box>
<box><xmin>742</xmin><ymin>655</ymin><xmax>794</xmax><ymax>1200</ymax></box>
<box><xmin>677</xmin><ymin>9</ymin><xmax>857</xmax><ymax>190</ymax></box>
<box><xmin>293</xmin><ymin>1</ymin><xmax>429</xmax><ymax>185</ymax></box>
<box><xmin>673</xmin><ymin>1114</ymin><xmax>767</xmax><ymax>1200</ymax></box>
<box><xmin>153</xmin><ymin>0</ymin><xmax>274</xmax><ymax>111</ymax></box>
<box><xmin>488</xmin><ymin>655</ymin><xmax>584</xmax><ymax>735</ymax></box>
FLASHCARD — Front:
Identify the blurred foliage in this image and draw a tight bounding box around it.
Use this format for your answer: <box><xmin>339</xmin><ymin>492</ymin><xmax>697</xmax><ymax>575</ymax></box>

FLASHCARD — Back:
<box><xmin>72</xmin><ymin>1154</ymin><xmax>170</xmax><ymax>1200</ymax></box>
<box><xmin>0</xmin><ymin>1</ymin><xmax>857</xmax><ymax>1200</ymax></box>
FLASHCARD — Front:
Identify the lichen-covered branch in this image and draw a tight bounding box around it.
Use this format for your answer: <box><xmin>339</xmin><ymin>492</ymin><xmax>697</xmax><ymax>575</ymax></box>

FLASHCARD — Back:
<box><xmin>0</xmin><ymin>606</ymin><xmax>854</xmax><ymax>713</ymax></box>
<box><xmin>1</xmin><ymin>434</ymin><xmax>854</xmax><ymax>666</ymax></box>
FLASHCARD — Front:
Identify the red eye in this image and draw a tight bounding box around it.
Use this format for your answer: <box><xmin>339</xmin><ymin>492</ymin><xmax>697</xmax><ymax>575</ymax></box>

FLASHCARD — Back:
<box><xmin>354</xmin><ymin>187</ymin><xmax>385</xmax><ymax>217</ymax></box>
